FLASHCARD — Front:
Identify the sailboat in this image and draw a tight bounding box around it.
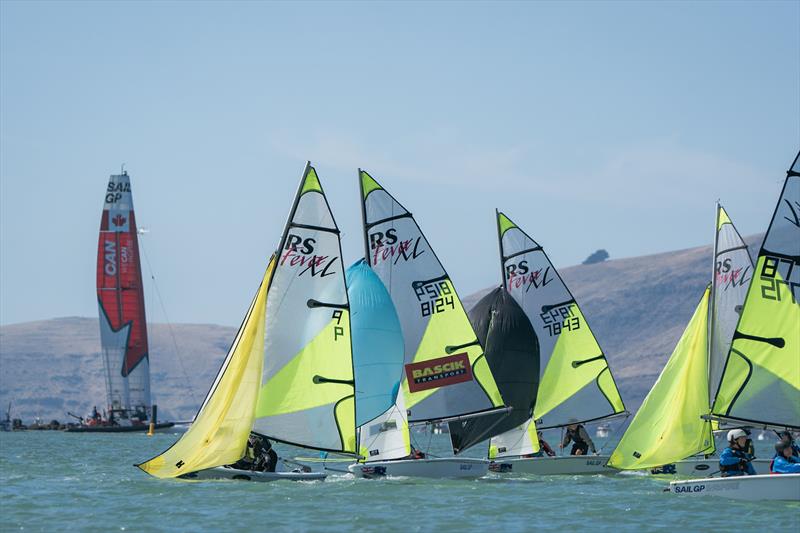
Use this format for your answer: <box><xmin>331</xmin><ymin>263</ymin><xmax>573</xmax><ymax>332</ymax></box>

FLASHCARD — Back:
<box><xmin>137</xmin><ymin>162</ymin><xmax>354</xmax><ymax>482</ymax></box>
<box><xmin>608</xmin><ymin>203</ymin><xmax>771</xmax><ymax>476</ymax></box>
<box><xmin>670</xmin><ymin>152</ymin><xmax>800</xmax><ymax>500</ymax></box>
<box><xmin>68</xmin><ymin>171</ymin><xmax>173</xmax><ymax>433</ymax></box>
<box><xmin>347</xmin><ymin>170</ymin><xmax>509</xmax><ymax>478</ymax></box>
<box><xmin>485</xmin><ymin>211</ymin><xmax>628</xmax><ymax>475</ymax></box>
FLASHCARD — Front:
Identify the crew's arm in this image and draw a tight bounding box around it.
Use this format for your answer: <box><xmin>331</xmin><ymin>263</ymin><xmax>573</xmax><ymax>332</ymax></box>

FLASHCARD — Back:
<box><xmin>773</xmin><ymin>457</ymin><xmax>800</xmax><ymax>474</ymax></box>
<box><xmin>580</xmin><ymin>427</ymin><xmax>597</xmax><ymax>453</ymax></box>
<box><xmin>719</xmin><ymin>448</ymin><xmax>743</xmax><ymax>466</ymax></box>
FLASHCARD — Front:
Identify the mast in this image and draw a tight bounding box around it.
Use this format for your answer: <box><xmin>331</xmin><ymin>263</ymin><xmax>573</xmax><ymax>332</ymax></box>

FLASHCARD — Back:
<box><xmin>707</xmin><ymin>201</ymin><xmax>721</xmax><ymax>406</ymax></box>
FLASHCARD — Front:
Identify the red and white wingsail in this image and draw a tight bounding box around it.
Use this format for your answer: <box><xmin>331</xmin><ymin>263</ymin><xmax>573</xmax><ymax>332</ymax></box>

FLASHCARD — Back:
<box><xmin>96</xmin><ymin>171</ymin><xmax>151</xmax><ymax>414</ymax></box>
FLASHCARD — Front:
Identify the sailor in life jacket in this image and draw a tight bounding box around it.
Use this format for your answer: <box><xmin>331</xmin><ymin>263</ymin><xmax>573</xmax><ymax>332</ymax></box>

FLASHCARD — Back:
<box><xmin>770</xmin><ymin>440</ymin><xmax>800</xmax><ymax>474</ymax></box>
<box><xmin>560</xmin><ymin>422</ymin><xmax>597</xmax><ymax>456</ymax></box>
<box><xmin>777</xmin><ymin>430</ymin><xmax>800</xmax><ymax>457</ymax></box>
<box><xmin>719</xmin><ymin>429</ymin><xmax>756</xmax><ymax>477</ymax></box>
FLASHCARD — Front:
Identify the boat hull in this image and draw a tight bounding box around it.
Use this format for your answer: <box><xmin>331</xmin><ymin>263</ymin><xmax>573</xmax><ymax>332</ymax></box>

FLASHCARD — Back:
<box><xmin>348</xmin><ymin>457</ymin><xmax>489</xmax><ymax>479</ymax></box>
<box><xmin>669</xmin><ymin>473</ymin><xmax>800</xmax><ymax>501</ymax></box>
<box><xmin>65</xmin><ymin>422</ymin><xmax>175</xmax><ymax>433</ymax></box>
<box><xmin>179</xmin><ymin>466</ymin><xmax>326</xmax><ymax>482</ymax></box>
<box><xmin>651</xmin><ymin>458</ymin><xmax>772</xmax><ymax>476</ymax></box>
<box><xmin>490</xmin><ymin>455</ymin><xmax>617</xmax><ymax>475</ymax></box>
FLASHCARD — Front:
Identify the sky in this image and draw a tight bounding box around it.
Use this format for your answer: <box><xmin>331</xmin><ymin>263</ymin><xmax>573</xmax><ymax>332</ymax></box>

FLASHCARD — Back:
<box><xmin>1</xmin><ymin>1</ymin><xmax>798</xmax><ymax>327</ymax></box>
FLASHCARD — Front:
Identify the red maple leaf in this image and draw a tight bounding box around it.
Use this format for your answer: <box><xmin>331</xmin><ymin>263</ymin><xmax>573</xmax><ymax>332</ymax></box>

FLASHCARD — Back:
<box><xmin>112</xmin><ymin>214</ymin><xmax>127</xmax><ymax>227</ymax></box>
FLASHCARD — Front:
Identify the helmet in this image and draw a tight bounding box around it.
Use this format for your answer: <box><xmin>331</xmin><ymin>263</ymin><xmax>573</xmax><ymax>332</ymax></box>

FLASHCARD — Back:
<box><xmin>727</xmin><ymin>429</ymin><xmax>747</xmax><ymax>442</ymax></box>
<box><xmin>778</xmin><ymin>430</ymin><xmax>793</xmax><ymax>441</ymax></box>
<box><xmin>775</xmin><ymin>440</ymin><xmax>791</xmax><ymax>454</ymax></box>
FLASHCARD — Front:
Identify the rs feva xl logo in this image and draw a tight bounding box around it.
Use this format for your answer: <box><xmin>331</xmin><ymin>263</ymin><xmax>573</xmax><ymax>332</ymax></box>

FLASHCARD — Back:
<box><xmin>280</xmin><ymin>233</ymin><xmax>337</xmax><ymax>277</ymax></box>
<box><xmin>404</xmin><ymin>353</ymin><xmax>473</xmax><ymax>393</ymax></box>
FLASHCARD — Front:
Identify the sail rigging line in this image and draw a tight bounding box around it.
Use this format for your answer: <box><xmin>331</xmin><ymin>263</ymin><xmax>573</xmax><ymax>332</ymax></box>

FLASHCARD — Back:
<box><xmin>138</xmin><ymin>233</ymin><xmax>200</xmax><ymax>408</ymax></box>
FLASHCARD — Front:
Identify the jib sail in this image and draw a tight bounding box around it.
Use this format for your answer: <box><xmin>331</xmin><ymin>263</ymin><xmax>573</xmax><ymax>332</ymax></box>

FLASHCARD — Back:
<box><xmin>348</xmin><ymin>259</ymin><xmax>410</xmax><ymax>462</ymax></box>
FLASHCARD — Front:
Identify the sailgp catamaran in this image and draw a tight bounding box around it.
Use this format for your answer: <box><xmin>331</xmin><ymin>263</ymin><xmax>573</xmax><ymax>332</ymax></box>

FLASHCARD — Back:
<box><xmin>608</xmin><ymin>203</ymin><xmax>770</xmax><ymax>476</ymax></box>
<box><xmin>348</xmin><ymin>170</ymin><xmax>509</xmax><ymax>478</ymax></box>
<box><xmin>137</xmin><ymin>163</ymin><xmax>355</xmax><ymax>482</ymax></box>
<box><xmin>486</xmin><ymin>211</ymin><xmax>627</xmax><ymax>475</ymax></box>
<box><xmin>670</xmin><ymin>152</ymin><xmax>800</xmax><ymax>501</ymax></box>
<box><xmin>68</xmin><ymin>171</ymin><xmax>173</xmax><ymax>433</ymax></box>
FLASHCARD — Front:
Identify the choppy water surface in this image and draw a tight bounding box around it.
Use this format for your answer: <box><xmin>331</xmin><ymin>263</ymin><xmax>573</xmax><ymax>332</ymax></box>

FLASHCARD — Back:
<box><xmin>1</xmin><ymin>431</ymin><xmax>797</xmax><ymax>532</ymax></box>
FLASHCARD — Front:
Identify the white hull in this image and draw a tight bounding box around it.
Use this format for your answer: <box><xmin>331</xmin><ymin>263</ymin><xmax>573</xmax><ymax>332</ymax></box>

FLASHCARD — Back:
<box><xmin>669</xmin><ymin>473</ymin><xmax>800</xmax><ymax>501</ymax></box>
<box><xmin>179</xmin><ymin>466</ymin><xmax>326</xmax><ymax>482</ymax></box>
<box><xmin>652</xmin><ymin>458</ymin><xmax>772</xmax><ymax>477</ymax></box>
<box><xmin>490</xmin><ymin>455</ymin><xmax>616</xmax><ymax>475</ymax></box>
<box><xmin>348</xmin><ymin>457</ymin><xmax>489</xmax><ymax>479</ymax></box>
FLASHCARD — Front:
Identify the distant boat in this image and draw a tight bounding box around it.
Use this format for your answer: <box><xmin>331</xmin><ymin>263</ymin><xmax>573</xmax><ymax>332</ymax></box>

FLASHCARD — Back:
<box><xmin>484</xmin><ymin>211</ymin><xmax>627</xmax><ymax>475</ymax></box>
<box><xmin>66</xmin><ymin>171</ymin><xmax>172</xmax><ymax>433</ymax></box>
<box><xmin>670</xmin><ymin>151</ymin><xmax>800</xmax><ymax>501</ymax></box>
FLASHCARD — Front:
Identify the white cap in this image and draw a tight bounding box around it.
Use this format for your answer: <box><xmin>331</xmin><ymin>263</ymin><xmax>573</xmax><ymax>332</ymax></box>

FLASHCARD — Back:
<box><xmin>727</xmin><ymin>428</ymin><xmax>747</xmax><ymax>442</ymax></box>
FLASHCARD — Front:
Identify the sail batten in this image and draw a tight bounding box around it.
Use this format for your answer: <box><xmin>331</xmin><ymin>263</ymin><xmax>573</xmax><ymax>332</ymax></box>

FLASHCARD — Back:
<box><xmin>359</xmin><ymin>170</ymin><xmax>505</xmax><ymax>426</ymax></box>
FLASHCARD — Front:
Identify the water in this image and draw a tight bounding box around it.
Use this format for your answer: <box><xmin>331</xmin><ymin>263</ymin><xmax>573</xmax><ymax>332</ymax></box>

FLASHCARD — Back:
<box><xmin>1</xmin><ymin>431</ymin><xmax>797</xmax><ymax>532</ymax></box>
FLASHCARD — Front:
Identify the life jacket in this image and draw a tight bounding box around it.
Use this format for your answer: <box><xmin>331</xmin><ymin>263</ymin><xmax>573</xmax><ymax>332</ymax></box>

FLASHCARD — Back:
<box><xmin>720</xmin><ymin>448</ymin><xmax>750</xmax><ymax>473</ymax></box>
<box><xmin>567</xmin><ymin>426</ymin><xmax>587</xmax><ymax>446</ymax></box>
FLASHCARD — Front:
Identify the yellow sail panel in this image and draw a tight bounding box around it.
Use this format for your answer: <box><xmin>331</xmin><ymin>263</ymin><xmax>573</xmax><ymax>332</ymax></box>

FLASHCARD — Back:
<box><xmin>255</xmin><ymin>311</ymin><xmax>356</xmax><ymax>453</ymax></box>
<box><xmin>608</xmin><ymin>287</ymin><xmax>714</xmax><ymax>470</ymax></box>
<box><xmin>534</xmin><ymin>305</ymin><xmax>624</xmax><ymax>419</ymax></box>
<box><xmin>137</xmin><ymin>259</ymin><xmax>274</xmax><ymax>478</ymax></box>
<box><xmin>712</xmin><ymin>259</ymin><xmax>800</xmax><ymax>427</ymax></box>
<box><xmin>400</xmin><ymin>286</ymin><xmax>504</xmax><ymax>412</ymax></box>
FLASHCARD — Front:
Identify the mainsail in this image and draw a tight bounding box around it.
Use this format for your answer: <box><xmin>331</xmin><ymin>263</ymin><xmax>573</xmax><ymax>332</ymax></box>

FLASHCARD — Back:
<box><xmin>711</xmin><ymin>152</ymin><xmax>800</xmax><ymax>429</ymax></box>
<box><xmin>495</xmin><ymin>211</ymin><xmax>625</xmax><ymax>429</ymax></box>
<box><xmin>138</xmin><ymin>163</ymin><xmax>356</xmax><ymax>478</ymax></box>
<box><xmin>608</xmin><ymin>287</ymin><xmax>715</xmax><ymax>470</ymax></box>
<box><xmin>449</xmin><ymin>287</ymin><xmax>541</xmax><ymax>454</ymax></box>
<box><xmin>358</xmin><ymin>170</ymin><xmax>505</xmax><ymax>425</ymax></box>
<box><xmin>348</xmin><ymin>259</ymin><xmax>410</xmax><ymax>462</ymax></box>
<box><xmin>97</xmin><ymin>171</ymin><xmax>151</xmax><ymax>414</ymax></box>
<box><xmin>709</xmin><ymin>203</ymin><xmax>754</xmax><ymax>403</ymax></box>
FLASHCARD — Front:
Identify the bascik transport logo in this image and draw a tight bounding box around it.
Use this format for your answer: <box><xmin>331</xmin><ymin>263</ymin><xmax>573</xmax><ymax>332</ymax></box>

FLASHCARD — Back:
<box><xmin>405</xmin><ymin>353</ymin><xmax>473</xmax><ymax>393</ymax></box>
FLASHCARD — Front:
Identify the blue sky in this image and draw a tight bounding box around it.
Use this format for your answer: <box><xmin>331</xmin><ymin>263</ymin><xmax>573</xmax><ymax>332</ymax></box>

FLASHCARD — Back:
<box><xmin>1</xmin><ymin>1</ymin><xmax>798</xmax><ymax>327</ymax></box>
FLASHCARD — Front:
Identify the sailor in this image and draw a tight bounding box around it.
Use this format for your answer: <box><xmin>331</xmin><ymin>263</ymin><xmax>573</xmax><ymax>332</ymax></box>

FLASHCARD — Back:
<box><xmin>526</xmin><ymin>431</ymin><xmax>556</xmax><ymax>457</ymax></box>
<box><xmin>561</xmin><ymin>423</ymin><xmax>597</xmax><ymax>456</ymax></box>
<box><xmin>771</xmin><ymin>441</ymin><xmax>800</xmax><ymax>474</ymax></box>
<box><xmin>777</xmin><ymin>430</ymin><xmax>800</xmax><ymax>457</ymax></box>
<box><xmin>719</xmin><ymin>429</ymin><xmax>756</xmax><ymax>477</ymax></box>
<box><xmin>249</xmin><ymin>433</ymin><xmax>278</xmax><ymax>473</ymax></box>
<box><xmin>91</xmin><ymin>406</ymin><xmax>101</xmax><ymax>422</ymax></box>
<box><xmin>409</xmin><ymin>445</ymin><xmax>426</xmax><ymax>460</ymax></box>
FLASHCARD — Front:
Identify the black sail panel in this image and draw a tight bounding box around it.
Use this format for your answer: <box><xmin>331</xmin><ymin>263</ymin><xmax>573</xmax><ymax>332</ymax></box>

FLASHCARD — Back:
<box><xmin>449</xmin><ymin>287</ymin><xmax>540</xmax><ymax>452</ymax></box>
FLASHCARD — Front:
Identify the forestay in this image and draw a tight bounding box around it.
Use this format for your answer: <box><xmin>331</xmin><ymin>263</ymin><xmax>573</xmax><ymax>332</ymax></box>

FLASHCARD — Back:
<box><xmin>496</xmin><ymin>211</ymin><xmax>625</xmax><ymax>429</ymax></box>
<box><xmin>711</xmin><ymin>153</ymin><xmax>800</xmax><ymax>429</ymax></box>
<box><xmin>97</xmin><ymin>171</ymin><xmax>151</xmax><ymax>413</ymax></box>
<box><xmin>359</xmin><ymin>170</ymin><xmax>505</xmax><ymax>424</ymax></box>
<box><xmin>608</xmin><ymin>287</ymin><xmax>715</xmax><ymax>470</ymax></box>
<box><xmin>347</xmin><ymin>259</ymin><xmax>410</xmax><ymax>462</ymax></box>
